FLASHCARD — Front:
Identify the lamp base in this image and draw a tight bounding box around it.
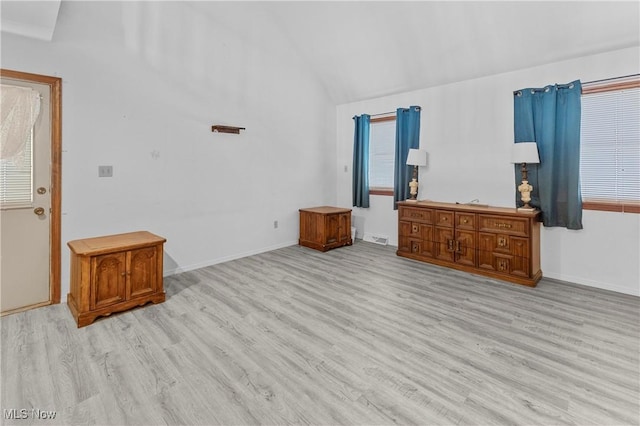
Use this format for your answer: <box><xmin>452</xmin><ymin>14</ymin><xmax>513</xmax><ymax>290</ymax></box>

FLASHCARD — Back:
<box><xmin>517</xmin><ymin>206</ymin><xmax>536</xmax><ymax>211</ymax></box>
<box><xmin>408</xmin><ymin>178</ymin><xmax>419</xmax><ymax>201</ymax></box>
<box><xmin>517</xmin><ymin>179</ymin><xmax>534</xmax><ymax>212</ymax></box>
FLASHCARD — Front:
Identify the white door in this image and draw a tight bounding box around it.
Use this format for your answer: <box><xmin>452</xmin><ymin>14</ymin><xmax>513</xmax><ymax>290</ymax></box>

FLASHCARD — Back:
<box><xmin>0</xmin><ymin>77</ymin><xmax>52</xmax><ymax>314</ymax></box>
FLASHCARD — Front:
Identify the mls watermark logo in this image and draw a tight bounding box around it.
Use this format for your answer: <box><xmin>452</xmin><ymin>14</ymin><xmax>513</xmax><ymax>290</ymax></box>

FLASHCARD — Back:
<box><xmin>3</xmin><ymin>408</ymin><xmax>57</xmax><ymax>420</ymax></box>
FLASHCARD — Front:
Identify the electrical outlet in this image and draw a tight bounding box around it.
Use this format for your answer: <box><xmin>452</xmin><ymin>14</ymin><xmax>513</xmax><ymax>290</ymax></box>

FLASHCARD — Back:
<box><xmin>273</xmin><ymin>220</ymin><xmax>278</xmax><ymax>229</ymax></box>
<box><xmin>98</xmin><ymin>165</ymin><xmax>113</xmax><ymax>177</ymax></box>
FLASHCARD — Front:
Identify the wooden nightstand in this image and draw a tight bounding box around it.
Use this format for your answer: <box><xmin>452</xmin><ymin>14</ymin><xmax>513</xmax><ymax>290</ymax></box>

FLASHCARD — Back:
<box><xmin>299</xmin><ymin>206</ymin><xmax>352</xmax><ymax>252</ymax></box>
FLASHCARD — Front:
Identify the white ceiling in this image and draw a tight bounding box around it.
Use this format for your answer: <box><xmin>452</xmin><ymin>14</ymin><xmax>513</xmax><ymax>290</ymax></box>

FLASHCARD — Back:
<box><xmin>2</xmin><ymin>1</ymin><xmax>639</xmax><ymax>104</ymax></box>
<box><xmin>0</xmin><ymin>0</ymin><xmax>60</xmax><ymax>41</ymax></box>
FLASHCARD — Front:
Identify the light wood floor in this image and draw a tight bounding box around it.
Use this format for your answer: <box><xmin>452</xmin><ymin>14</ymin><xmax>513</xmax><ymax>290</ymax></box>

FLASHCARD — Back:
<box><xmin>2</xmin><ymin>242</ymin><xmax>639</xmax><ymax>425</ymax></box>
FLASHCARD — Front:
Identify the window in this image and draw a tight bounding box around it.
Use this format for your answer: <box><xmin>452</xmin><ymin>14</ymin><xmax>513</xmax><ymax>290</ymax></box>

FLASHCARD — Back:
<box><xmin>0</xmin><ymin>128</ymin><xmax>33</xmax><ymax>207</ymax></box>
<box><xmin>580</xmin><ymin>77</ymin><xmax>640</xmax><ymax>213</ymax></box>
<box><xmin>369</xmin><ymin>115</ymin><xmax>395</xmax><ymax>195</ymax></box>
<box><xmin>0</xmin><ymin>83</ymin><xmax>40</xmax><ymax>209</ymax></box>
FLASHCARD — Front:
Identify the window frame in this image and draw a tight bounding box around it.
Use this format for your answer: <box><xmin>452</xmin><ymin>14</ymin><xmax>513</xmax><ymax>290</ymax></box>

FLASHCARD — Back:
<box><xmin>580</xmin><ymin>77</ymin><xmax>640</xmax><ymax>214</ymax></box>
<box><xmin>368</xmin><ymin>114</ymin><xmax>396</xmax><ymax>196</ymax></box>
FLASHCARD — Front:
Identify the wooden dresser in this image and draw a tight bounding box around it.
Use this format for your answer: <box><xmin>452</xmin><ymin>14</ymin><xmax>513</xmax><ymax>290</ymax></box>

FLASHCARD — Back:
<box><xmin>299</xmin><ymin>206</ymin><xmax>352</xmax><ymax>252</ymax></box>
<box><xmin>67</xmin><ymin>231</ymin><xmax>166</xmax><ymax>327</ymax></box>
<box><xmin>397</xmin><ymin>201</ymin><xmax>541</xmax><ymax>286</ymax></box>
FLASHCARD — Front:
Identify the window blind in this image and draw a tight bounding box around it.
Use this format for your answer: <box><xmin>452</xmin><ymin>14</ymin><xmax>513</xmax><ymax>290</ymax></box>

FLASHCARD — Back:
<box><xmin>369</xmin><ymin>119</ymin><xmax>396</xmax><ymax>188</ymax></box>
<box><xmin>1</xmin><ymin>84</ymin><xmax>40</xmax><ymax>208</ymax></box>
<box><xmin>0</xmin><ymin>128</ymin><xmax>33</xmax><ymax>207</ymax></box>
<box><xmin>580</xmin><ymin>87</ymin><xmax>640</xmax><ymax>202</ymax></box>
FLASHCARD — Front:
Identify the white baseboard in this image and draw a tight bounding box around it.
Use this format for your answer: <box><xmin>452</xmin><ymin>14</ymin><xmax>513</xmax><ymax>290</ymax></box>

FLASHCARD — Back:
<box><xmin>163</xmin><ymin>240</ymin><xmax>298</xmax><ymax>276</ymax></box>
<box><xmin>544</xmin><ymin>271</ymin><xmax>639</xmax><ymax>297</ymax></box>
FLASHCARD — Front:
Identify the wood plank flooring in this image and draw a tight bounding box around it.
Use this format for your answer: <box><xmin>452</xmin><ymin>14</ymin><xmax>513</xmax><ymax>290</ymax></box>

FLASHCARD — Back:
<box><xmin>2</xmin><ymin>242</ymin><xmax>639</xmax><ymax>425</ymax></box>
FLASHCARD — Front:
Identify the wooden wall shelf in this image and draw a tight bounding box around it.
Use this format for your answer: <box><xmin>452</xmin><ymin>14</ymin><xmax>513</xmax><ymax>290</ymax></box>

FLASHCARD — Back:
<box><xmin>211</xmin><ymin>125</ymin><xmax>245</xmax><ymax>134</ymax></box>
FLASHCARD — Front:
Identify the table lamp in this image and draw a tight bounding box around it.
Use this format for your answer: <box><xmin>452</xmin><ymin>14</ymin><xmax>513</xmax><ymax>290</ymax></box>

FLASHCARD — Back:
<box><xmin>511</xmin><ymin>142</ymin><xmax>540</xmax><ymax>210</ymax></box>
<box><xmin>406</xmin><ymin>148</ymin><xmax>428</xmax><ymax>201</ymax></box>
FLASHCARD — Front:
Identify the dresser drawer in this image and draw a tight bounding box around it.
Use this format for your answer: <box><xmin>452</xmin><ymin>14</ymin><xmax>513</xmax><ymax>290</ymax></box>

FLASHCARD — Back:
<box><xmin>478</xmin><ymin>232</ymin><xmax>530</xmax><ymax>256</ymax></box>
<box><xmin>478</xmin><ymin>251</ymin><xmax>530</xmax><ymax>278</ymax></box>
<box><xmin>399</xmin><ymin>207</ymin><xmax>433</xmax><ymax>223</ymax></box>
<box><xmin>455</xmin><ymin>212</ymin><xmax>476</xmax><ymax>230</ymax></box>
<box><xmin>398</xmin><ymin>236</ymin><xmax>435</xmax><ymax>259</ymax></box>
<box><xmin>399</xmin><ymin>221</ymin><xmax>422</xmax><ymax>238</ymax></box>
<box><xmin>435</xmin><ymin>210</ymin><xmax>454</xmax><ymax>228</ymax></box>
<box><xmin>478</xmin><ymin>215</ymin><xmax>529</xmax><ymax>237</ymax></box>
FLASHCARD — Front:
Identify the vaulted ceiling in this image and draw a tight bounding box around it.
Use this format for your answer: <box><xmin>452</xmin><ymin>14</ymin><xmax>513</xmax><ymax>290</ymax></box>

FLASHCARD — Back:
<box><xmin>2</xmin><ymin>1</ymin><xmax>639</xmax><ymax>104</ymax></box>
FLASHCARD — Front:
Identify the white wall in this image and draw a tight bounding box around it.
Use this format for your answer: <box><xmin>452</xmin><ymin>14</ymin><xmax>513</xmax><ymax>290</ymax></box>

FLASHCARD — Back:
<box><xmin>337</xmin><ymin>47</ymin><xmax>640</xmax><ymax>296</ymax></box>
<box><xmin>2</xmin><ymin>1</ymin><xmax>337</xmax><ymax>298</ymax></box>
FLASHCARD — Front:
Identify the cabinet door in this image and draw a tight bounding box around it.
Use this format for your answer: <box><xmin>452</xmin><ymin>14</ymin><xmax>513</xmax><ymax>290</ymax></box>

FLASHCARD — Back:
<box><xmin>419</xmin><ymin>224</ymin><xmax>435</xmax><ymax>258</ymax></box>
<box><xmin>434</xmin><ymin>227</ymin><xmax>455</xmax><ymax>262</ymax></box>
<box><xmin>128</xmin><ymin>246</ymin><xmax>159</xmax><ymax>299</ymax></box>
<box><xmin>398</xmin><ymin>221</ymin><xmax>412</xmax><ymax>253</ymax></box>
<box><xmin>91</xmin><ymin>252</ymin><xmax>126</xmax><ymax>310</ymax></box>
<box><xmin>325</xmin><ymin>214</ymin><xmax>339</xmax><ymax>245</ymax></box>
<box><xmin>455</xmin><ymin>230</ymin><xmax>476</xmax><ymax>267</ymax></box>
<box><xmin>509</xmin><ymin>237</ymin><xmax>530</xmax><ymax>277</ymax></box>
<box><xmin>338</xmin><ymin>213</ymin><xmax>351</xmax><ymax>243</ymax></box>
<box><xmin>478</xmin><ymin>233</ymin><xmax>497</xmax><ymax>271</ymax></box>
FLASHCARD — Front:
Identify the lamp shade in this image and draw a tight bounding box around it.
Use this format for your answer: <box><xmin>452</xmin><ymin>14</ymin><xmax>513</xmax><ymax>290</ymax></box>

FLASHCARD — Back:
<box><xmin>511</xmin><ymin>142</ymin><xmax>540</xmax><ymax>164</ymax></box>
<box><xmin>406</xmin><ymin>149</ymin><xmax>428</xmax><ymax>166</ymax></box>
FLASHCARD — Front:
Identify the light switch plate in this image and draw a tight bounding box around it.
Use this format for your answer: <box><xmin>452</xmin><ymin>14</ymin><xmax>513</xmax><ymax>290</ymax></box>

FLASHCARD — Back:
<box><xmin>98</xmin><ymin>165</ymin><xmax>113</xmax><ymax>177</ymax></box>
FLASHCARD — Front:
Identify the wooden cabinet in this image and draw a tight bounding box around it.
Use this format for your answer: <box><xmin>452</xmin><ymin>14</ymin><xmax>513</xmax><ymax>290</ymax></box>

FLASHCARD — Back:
<box><xmin>67</xmin><ymin>231</ymin><xmax>166</xmax><ymax>327</ymax></box>
<box><xmin>299</xmin><ymin>206</ymin><xmax>352</xmax><ymax>252</ymax></box>
<box><xmin>398</xmin><ymin>201</ymin><xmax>541</xmax><ymax>286</ymax></box>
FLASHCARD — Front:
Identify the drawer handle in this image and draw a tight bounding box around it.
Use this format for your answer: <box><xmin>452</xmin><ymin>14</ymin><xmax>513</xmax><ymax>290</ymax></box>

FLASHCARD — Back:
<box><xmin>446</xmin><ymin>239</ymin><xmax>455</xmax><ymax>252</ymax></box>
<box><xmin>441</xmin><ymin>217</ymin><xmax>448</xmax><ymax>221</ymax></box>
<box><xmin>498</xmin><ymin>259</ymin><xmax>508</xmax><ymax>271</ymax></box>
<box><xmin>411</xmin><ymin>213</ymin><xmax>422</xmax><ymax>218</ymax></box>
<box><xmin>497</xmin><ymin>223</ymin><xmax>512</xmax><ymax>229</ymax></box>
<box><xmin>462</xmin><ymin>219</ymin><xmax>468</xmax><ymax>224</ymax></box>
<box><xmin>498</xmin><ymin>237</ymin><xmax>507</xmax><ymax>247</ymax></box>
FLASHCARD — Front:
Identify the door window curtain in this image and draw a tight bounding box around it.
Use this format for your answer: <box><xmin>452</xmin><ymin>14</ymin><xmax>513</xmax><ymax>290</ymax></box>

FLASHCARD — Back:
<box><xmin>394</xmin><ymin>106</ymin><xmax>421</xmax><ymax>209</ymax></box>
<box><xmin>0</xmin><ymin>84</ymin><xmax>41</xmax><ymax>167</ymax></box>
<box><xmin>352</xmin><ymin>114</ymin><xmax>370</xmax><ymax>208</ymax></box>
<box><xmin>513</xmin><ymin>80</ymin><xmax>583</xmax><ymax>230</ymax></box>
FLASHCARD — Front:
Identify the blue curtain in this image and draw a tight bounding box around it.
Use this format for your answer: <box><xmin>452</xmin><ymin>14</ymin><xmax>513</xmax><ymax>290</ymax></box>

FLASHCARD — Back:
<box><xmin>513</xmin><ymin>80</ymin><xmax>583</xmax><ymax>230</ymax></box>
<box><xmin>394</xmin><ymin>106</ymin><xmax>421</xmax><ymax>208</ymax></box>
<box><xmin>352</xmin><ymin>114</ymin><xmax>370</xmax><ymax>208</ymax></box>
